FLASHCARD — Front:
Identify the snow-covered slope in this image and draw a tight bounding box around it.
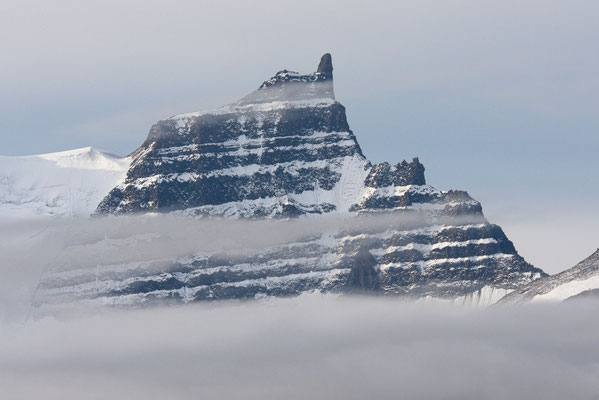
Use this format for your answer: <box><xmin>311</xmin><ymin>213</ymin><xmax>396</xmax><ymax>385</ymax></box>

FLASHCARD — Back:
<box><xmin>499</xmin><ymin>249</ymin><xmax>599</xmax><ymax>303</ymax></box>
<box><xmin>0</xmin><ymin>147</ymin><xmax>130</xmax><ymax>218</ymax></box>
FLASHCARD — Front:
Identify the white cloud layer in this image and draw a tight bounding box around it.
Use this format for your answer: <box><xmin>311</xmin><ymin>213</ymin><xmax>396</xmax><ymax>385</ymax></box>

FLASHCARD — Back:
<box><xmin>0</xmin><ymin>213</ymin><xmax>481</xmax><ymax>321</ymax></box>
<box><xmin>1</xmin><ymin>298</ymin><xmax>599</xmax><ymax>399</ymax></box>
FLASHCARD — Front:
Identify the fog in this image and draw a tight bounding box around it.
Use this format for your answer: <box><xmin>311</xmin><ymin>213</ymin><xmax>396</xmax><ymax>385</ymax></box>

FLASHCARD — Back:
<box><xmin>1</xmin><ymin>215</ymin><xmax>599</xmax><ymax>398</ymax></box>
<box><xmin>0</xmin><ymin>213</ymin><xmax>485</xmax><ymax>322</ymax></box>
<box><xmin>1</xmin><ymin>298</ymin><xmax>599</xmax><ymax>399</ymax></box>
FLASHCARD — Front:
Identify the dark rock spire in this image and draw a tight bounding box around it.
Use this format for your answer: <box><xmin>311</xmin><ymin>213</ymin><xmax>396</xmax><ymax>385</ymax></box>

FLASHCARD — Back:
<box><xmin>317</xmin><ymin>53</ymin><xmax>333</xmax><ymax>79</ymax></box>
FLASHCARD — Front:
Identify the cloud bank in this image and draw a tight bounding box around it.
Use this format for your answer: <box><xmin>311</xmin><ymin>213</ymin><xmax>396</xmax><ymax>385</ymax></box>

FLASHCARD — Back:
<box><xmin>1</xmin><ymin>215</ymin><xmax>598</xmax><ymax>399</ymax></box>
<box><xmin>1</xmin><ymin>298</ymin><xmax>599</xmax><ymax>399</ymax></box>
<box><xmin>0</xmin><ymin>213</ymin><xmax>483</xmax><ymax>321</ymax></box>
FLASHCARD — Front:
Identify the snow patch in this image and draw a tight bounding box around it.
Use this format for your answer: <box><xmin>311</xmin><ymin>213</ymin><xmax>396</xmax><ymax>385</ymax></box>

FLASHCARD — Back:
<box><xmin>532</xmin><ymin>275</ymin><xmax>599</xmax><ymax>303</ymax></box>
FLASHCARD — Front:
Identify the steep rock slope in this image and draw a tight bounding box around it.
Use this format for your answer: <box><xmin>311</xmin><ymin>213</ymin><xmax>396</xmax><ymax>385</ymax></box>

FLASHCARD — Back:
<box><xmin>0</xmin><ymin>147</ymin><xmax>130</xmax><ymax>218</ymax></box>
<box><xmin>499</xmin><ymin>249</ymin><xmax>599</xmax><ymax>303</ymax></box>
<box><xmin>36</xmin><ymin>55</ymin><xmax>544</xmax><ymax>308</ymax></box>
<box><xmin>96</xmin><ymin>54</ymin><xmax>477</xmax><ymax>218</ymax></box>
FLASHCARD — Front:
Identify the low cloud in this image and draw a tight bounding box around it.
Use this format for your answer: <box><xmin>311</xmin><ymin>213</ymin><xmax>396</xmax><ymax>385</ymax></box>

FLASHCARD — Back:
<box><xmin>1</xmin><ymin>298</ymin><xmax>599</xmax><ymax>399</ymax></box>
<box><xmin>0</xmin><ymin>213</ymin><xmax>484</xmax><ymax>321</ymax></box>
<box><xmin>1</xmin><ymin>216</ymin><xmax>598</xmax><ymax>399</ymax></box>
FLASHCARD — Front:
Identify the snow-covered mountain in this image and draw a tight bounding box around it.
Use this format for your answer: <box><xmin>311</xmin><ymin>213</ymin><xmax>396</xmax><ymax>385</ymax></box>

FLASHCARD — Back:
<box><xmin>0</xmin><ymin>147</ymin><xmax>130</xmax><ymax>218</ymax></box>
<box><xmin>499</xmin><ymin>249</ymin><xmax>599</xmax><ymax>303</ymax></box>
<box><xmin>97</xmin><ymin>54</ymin><xmax>481</xmax><ymax>218</ymax></box>
<box><xmin>33</xmin><ymin>54</ymin><xmax>545</xmax><ymax>309</ymax></box>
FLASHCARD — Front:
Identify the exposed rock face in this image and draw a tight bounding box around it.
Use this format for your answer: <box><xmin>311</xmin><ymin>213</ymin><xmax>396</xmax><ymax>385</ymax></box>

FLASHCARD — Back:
<box><xmin>35</xmin><ymin>54</ymin><xmax>545</xmax><ymax>309</ymax></box>
<box><xmin>96</xmin><ymin>98</ymin><xmax>360</xmax><ymax>216</ymax></box>
<box><xmin>499</xmin><ymin>249</ymin><xmax>599</xmax><ymax>303</ymax></box>
<box><xmin>316</xmin><ymin>53</ymin><xmax>333</xmax><ymax>78</ymax></box>
<box><xmin>95</xmin><ymin>55</ymin><xmax>483</xmax><ymax>220</ymax></box>
<box><xmin>347</xmin><ymin>246</ymin><xmax>380</xmax><ymax>292</ymax></box>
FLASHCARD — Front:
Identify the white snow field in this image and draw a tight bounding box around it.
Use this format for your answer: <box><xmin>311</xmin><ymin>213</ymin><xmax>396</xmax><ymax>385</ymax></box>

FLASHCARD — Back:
<box><xmin>0</xmin><ymin>147</ymin><xmax>130</xmax><ymax>218</ymax></box>
<box><xmin>532</xmin><ymin>275</ymin><xmax>599</xmax><ymax>302</ymax></box>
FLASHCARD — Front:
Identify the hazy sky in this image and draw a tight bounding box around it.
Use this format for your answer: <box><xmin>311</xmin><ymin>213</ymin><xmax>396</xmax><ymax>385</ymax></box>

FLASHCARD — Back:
<box><xmin>1</xmin><ymin>0</ymin><xmax>598</xmax><ymax>272</ymax></box>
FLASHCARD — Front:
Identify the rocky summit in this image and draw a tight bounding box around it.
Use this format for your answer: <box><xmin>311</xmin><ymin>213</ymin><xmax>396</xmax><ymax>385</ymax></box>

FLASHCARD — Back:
<box><xmin>96</xmin><ymin>53</ymin><xmax>485</xmax><ymax>218</ymax></box>
<box><xmin>35</xmin><ymin>54</ymin><xmax>545</xmax><ymax>310</ymax></box>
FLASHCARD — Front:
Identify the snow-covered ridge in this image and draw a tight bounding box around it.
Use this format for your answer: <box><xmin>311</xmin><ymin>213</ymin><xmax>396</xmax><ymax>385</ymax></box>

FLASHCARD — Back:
<box><xmin>533</xmin><ymin>275</ymin><xmax>599</xmax><ymax>302</ymax></box>
<box><xmin>37</xmin><ymin>146</ymin><xmax>127</xmax><ymax>171</ymax></box>
<box><xmin>0</xmin><ymin>147</ymin><xmax>130</xmax><ymax>218</ymax></box>
<box><xmin>499</xmin><ymin>249</ymin><xmax>599</xmax><ymax>304</ymax></box>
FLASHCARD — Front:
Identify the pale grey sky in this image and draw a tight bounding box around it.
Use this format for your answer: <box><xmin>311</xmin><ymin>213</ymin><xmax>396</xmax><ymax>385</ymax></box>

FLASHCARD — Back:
<box><xmin>1</xmin><ymin>0</ymin><xmax>598</xmax><ymax>272</ymax></box>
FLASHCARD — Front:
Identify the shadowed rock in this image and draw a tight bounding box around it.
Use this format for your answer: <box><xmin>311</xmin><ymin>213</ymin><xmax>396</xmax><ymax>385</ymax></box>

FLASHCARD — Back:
<box><xmin>317</xmin><ymin>53</ymin><xmax>333</xmax><ymax>79</ymax></box>
<box><xmin>347</xmin><ymin>246</ymin><xmax>380</xmax><ymax>292</ymax></box>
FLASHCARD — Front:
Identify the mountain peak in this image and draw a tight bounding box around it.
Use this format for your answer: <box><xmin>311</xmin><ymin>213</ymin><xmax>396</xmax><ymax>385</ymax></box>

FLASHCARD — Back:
<box><xmin>83</xmin><ymin>54</ymin><xmax>544</xmax><ymax>306</ymax></box>
<box><xmin>237</xmin><ymin>54</ymin><xmax>335</xmax><ymax>105</ymax></box>
<box><xmin>316</xmin><ymin>53</ymin><xmax>333</xmax><ymax>79</ymax></box>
